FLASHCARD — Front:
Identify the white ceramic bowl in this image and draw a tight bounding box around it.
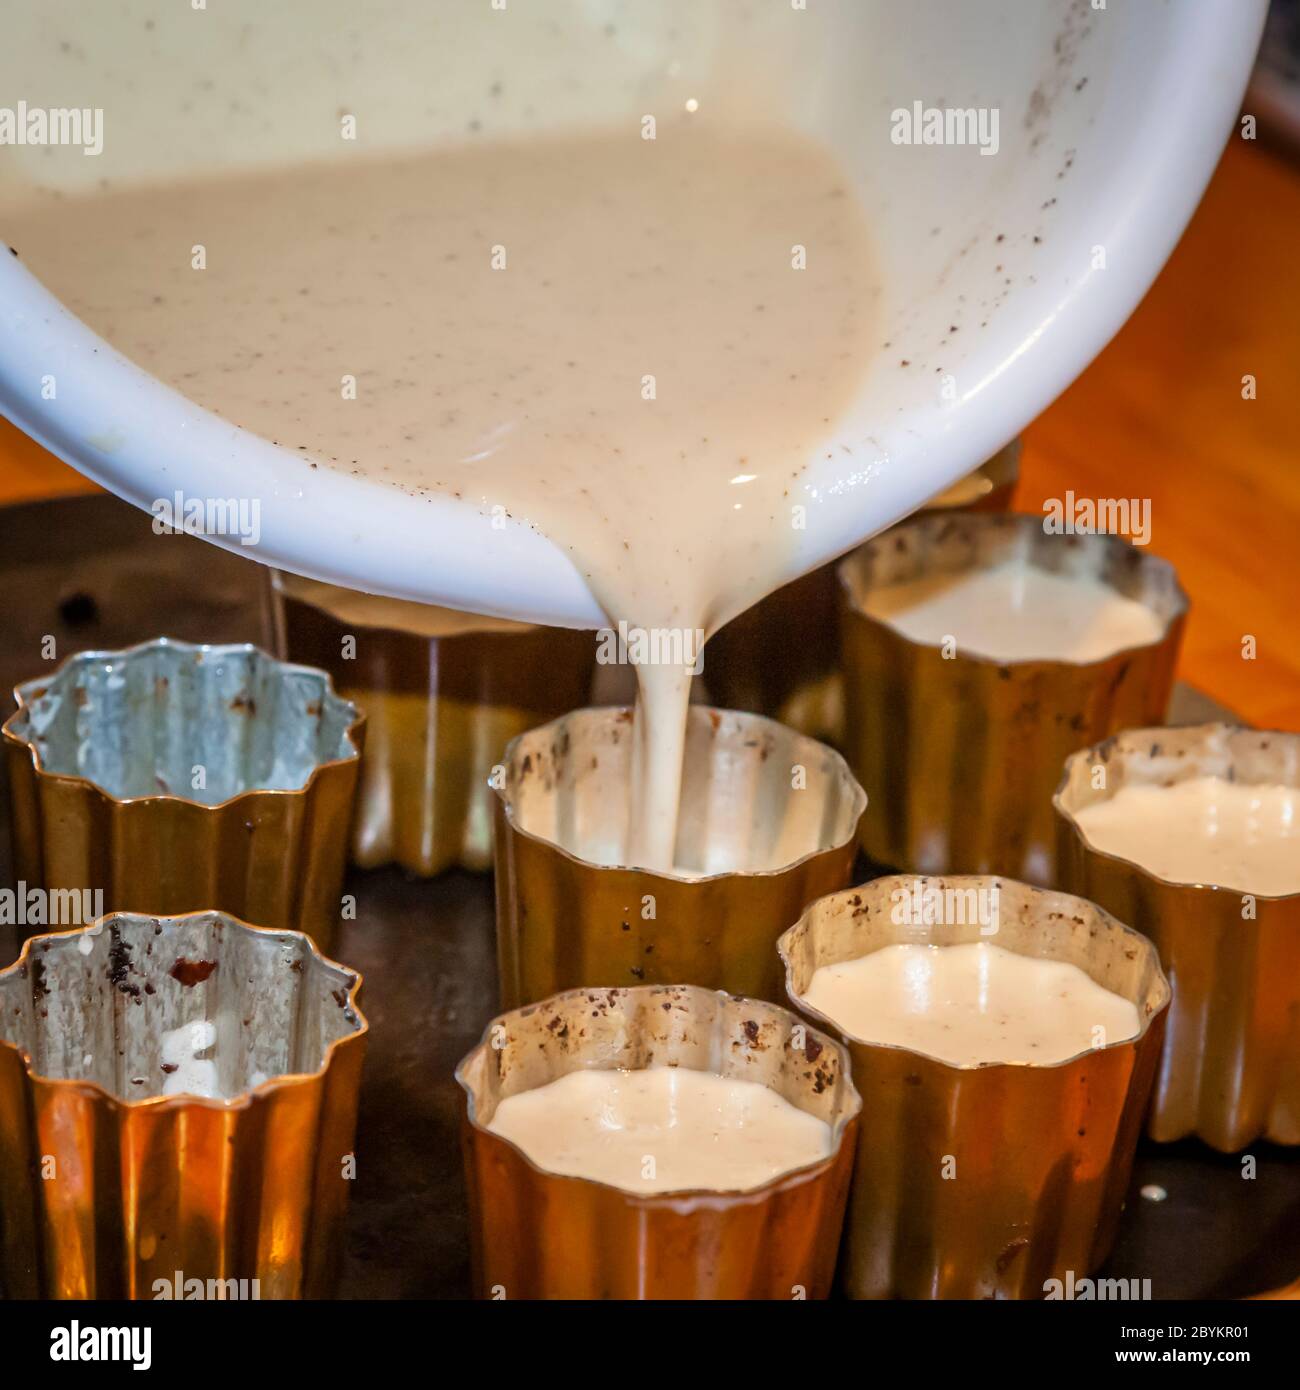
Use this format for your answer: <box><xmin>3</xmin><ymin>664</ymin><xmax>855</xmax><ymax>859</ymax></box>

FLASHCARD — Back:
<box><xmin>0</xmin><ymin>0</ymin><xmax>1266</xmax><ymax>627</ymax></box>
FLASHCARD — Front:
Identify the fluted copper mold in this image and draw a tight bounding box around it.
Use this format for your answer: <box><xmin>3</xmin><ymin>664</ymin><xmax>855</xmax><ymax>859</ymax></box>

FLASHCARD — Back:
<box><xmin>704</xmin><ymin>441</ymin><xmax>1020</xmax><ymax>746</ymax></box>
<box><xmin>839</xmin><ymin>512</ymin><xmax>1187</xmax><ymax>884</ymax></box>
<box><xmin>1055</xmin><ymin>724</ymin><xmax>1300</xmax><ymax>1150</ymax></box>
<box><xmin>780</xmin><ymin>875</ymin><xmax>1170</xmax><ymax>1300</ymax></box>
<box><xmin>492</xmin><ymin>705</ymin><xmax>866</xmax><ymax>1008</ymax></box>
<box><xmin>3</xmin><ymin>638</ymin><xmax>362</xmax><ymax>953</ymax></box>
<box><xmin>456</xmin><ymin>983</ymin><xmax>860</xmax><ymax>1300</ymax></box>
<box><xmin>271</xmin><ymin>573</ymin><xmax>595</xmax><ymax>875</ymax></box>
<box><xmin>0</xmin><ymin>910</ymin><xmax>367</xmax><ymax>1299</ymax></box>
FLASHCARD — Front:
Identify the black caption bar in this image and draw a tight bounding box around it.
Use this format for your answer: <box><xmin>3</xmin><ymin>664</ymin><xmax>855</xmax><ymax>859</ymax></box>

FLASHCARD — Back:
<box><xmin>2</xmin><ymin>1297</ymin><xmax>1292</xmax><ymax>1374</ymax></box>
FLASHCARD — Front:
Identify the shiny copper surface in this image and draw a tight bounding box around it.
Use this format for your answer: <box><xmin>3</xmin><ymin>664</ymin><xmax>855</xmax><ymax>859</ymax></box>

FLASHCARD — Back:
<box><xmin>1055</xmin><ymin>723</ymin><xmax>1300</xmax><ymax>1150</ymax></box>
<box><xmin>456</xmin><ymin>983</ymin><xmax>860</xmax><ymax>1299</ymax></box>
<box><xmin>3</xmin><ymin>638</ymin><xmax>362</xmax><ymax>952</ymax></box>
<box><xmin>839</xmin><ymin>513</ymin><xmax>1187</xmax><ymax>884</ymax></box>
<box><xmin>780</xmin><ymin>875</ymin><xmax>1170</xmax><ymax>1299</ymax></box>
<box><xmin>0</xmin><ymin>911</ymin><xmax>367</xmax><ymax>1299</ymax></box>
<box><xmin>492</xmin><ymin>705</ymin><xmax>865</xmax><ymax>1008</ymax></box>
<box><xmin>273</xmin><ymin>576</ymin><xmax>595</xmax><ymax>875</ymax></box>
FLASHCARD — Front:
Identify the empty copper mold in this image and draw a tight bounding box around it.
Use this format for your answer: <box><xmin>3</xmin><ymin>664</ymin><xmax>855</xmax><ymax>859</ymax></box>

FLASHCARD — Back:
<box><xmin>3</xmin><ymin>637</ymin><xmax>363</xmax><ymax>951</ymax></box>
<box><xmin>0</xmin><ymin>910</ymin><xmax>367</xmax><ymax>1299</ymax></box>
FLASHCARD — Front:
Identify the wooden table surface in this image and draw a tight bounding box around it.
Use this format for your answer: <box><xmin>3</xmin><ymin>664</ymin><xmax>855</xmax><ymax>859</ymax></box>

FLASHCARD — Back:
<box><xmin>1</xmin><ymin>139</ymin><xmax>1295</xmax><ymax>726</ymax></box>
<box><xmin>1015</xmin><ymin>139</ymin><xmax>1300</xmax><ymax>732</ymax></box>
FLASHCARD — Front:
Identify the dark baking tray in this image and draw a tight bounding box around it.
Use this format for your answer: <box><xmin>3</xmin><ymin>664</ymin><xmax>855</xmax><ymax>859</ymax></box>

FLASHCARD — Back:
<box><xmin>0</xmin><ymin>493</ymin><xmax>1295</xmax><ymax>1300</ymax></box>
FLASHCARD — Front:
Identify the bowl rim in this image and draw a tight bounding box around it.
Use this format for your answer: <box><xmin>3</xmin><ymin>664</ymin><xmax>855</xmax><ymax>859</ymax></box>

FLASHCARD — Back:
<box><xmin>268</xmin><ymin>568</ymin><xmax>542</xmax><ymax>640</ymax></box>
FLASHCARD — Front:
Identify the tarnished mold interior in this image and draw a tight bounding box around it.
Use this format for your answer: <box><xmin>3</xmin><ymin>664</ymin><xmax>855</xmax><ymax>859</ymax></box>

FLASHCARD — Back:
<box><xmin>458</xmin><ymin>983</ymin><xmax>860</xmax><ymax>1165</ymax></box>
<box><xmin>4</xmin><ymin>637</ymin><xmax>359</xmax><ymax>803</ymax></box>
<box><xmin>782</xmin><ymin>875</ymin><xmax>1170</xmax><ymax>1062</ymax></box>
<box><xmin>1056</xmin><ymin>723</ymin><xmax>1300</xmax><ymax>886</ymax></box>
<box><xmin>839</xmin><ymin>511</ymin><xmax>1188</xmax><ymax>659</ymax></box>
<box><xmin>499</xmin><ymin>706</ymin><xmax>866</xmax><ymax>876</ymax></box>
<box><xmin>0</xmin><ymin>911</ymin><xmax>365</xmax><ymax>1101</ymax></box>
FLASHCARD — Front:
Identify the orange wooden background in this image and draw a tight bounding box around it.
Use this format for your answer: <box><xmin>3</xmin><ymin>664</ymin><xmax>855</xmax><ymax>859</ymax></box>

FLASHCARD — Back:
<box><xmin>1</xmin><ymin>139</ymin><xmax>1295</xmax><ymax>727</ymax></box>
<box><xmin>1014</xmin><ymin>139</ymin><xmax>1300</xmax><ymax>730</ymax></box>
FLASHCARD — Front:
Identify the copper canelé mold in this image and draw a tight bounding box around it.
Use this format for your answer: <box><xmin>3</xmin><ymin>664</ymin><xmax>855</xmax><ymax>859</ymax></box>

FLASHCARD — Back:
<box><xmin>0</xmin><ymin>910</ymin><xmax>368</xmax><ymax>1299</ymax></box>
<box><xmin>271</xmin><ymin>573</ymin><xmax>595</xmax><ymax>875</ymax></box>
<box><xmin>3</xmin><ymin>637</ymin><xmax>363</xmax><ymax>951</ymax></box>
<box><xmin>838</xmin><ymin>512</ymin><xmax>1187</xmax><ymax>884</ymax></box>
<box><xmin>492</xmin><ymin>704</ymin><xmax>866</xmax><ymax>1008</ymax></box>
<box><xmin>780</xmin><ymin>875</ymin><xmax>1170</xmax><ymax>1300</ymax></box>
<box><xmin>1055</xmin><ymin>723</ymin><xmax>1300</xmax><ymax>1150</ymax></box>
<box><xmin>456</xmin><ymin>983</ymin><xmax>861</xmax><ymax>1300</ymax></box>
